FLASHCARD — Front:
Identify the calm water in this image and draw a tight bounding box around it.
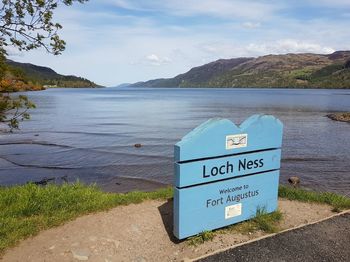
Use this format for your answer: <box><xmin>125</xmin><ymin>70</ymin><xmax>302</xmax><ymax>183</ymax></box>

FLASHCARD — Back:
<box><xmin>0</xmin><ymin>87</ymin><xmax>349</xmax><ymax>195</ymax></box>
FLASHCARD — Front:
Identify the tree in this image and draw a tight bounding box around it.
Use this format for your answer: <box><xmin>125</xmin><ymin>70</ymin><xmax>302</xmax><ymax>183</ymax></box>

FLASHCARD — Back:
<box><xmin>1</xmin><ymin>0</ymin><xmax>87</xmax><ymax>55</ymax></box>
<box><xmin>0</xmin><ymin>0</ymin><xmax>87</xmax><ymax>131</ymax></box>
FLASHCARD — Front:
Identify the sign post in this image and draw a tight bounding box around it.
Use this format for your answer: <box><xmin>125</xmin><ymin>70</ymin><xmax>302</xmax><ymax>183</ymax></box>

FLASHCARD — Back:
<box><xmin>173</xmin><ymin>115</ymin><xmax>283</xmax><ymax>239</ymax></box>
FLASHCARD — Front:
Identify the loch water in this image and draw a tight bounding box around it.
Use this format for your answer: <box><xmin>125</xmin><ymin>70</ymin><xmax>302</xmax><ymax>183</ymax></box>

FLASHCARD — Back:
<box><xmin>0</xmin><ymin>87</ymin><xmax>349</xmax><ymax>195</ymax></box>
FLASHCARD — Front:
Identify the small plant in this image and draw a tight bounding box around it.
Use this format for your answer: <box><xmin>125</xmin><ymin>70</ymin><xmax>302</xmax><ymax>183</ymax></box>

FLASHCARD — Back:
<box><xmin>252</xmin><ymin>207</ymin><xmax>282</xmax><ymax>233</ymax></box>
<box><xmin>331</xmin><ymin>206</ymin><xmax>341</xmax><ymax>213</ymax></box>
<box><xmin>188</xmin><ymin>230</ymin><xmax>215</xmax><ymax>246</ymax></box>
<box><xmin>187</xmin><ymin>208</ymin><xmax>282</xmax><ymax>246</ymax></box>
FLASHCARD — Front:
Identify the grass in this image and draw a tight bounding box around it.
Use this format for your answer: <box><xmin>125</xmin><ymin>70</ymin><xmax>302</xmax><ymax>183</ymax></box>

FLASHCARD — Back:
<box><xmin>1</xmin><ymin>183</ymin><xmax>349</xmax><ymax>251</ymax></box>
<box><xmin>278</xmin><ymin>185</ymin><xmax>350</xmax><ymax>211</ymax></box>
<box><xmin>188</xmin><ymin>230</ymin><xmax>215</xmax><ymax>246</ymax></box>
<box><xmin>0</xmin><ymin>182</ymin><xmax>173</xmax><ymax>254</ymax></box>
<box><xmin>187</xmin><ymin>186</ymin><xmax>350</xmax><ymax>246</ymax></box>
<box><xmin>188</xmin><ymin>209</ymin><xmax>283</xmax><ymax>246</ymax></box>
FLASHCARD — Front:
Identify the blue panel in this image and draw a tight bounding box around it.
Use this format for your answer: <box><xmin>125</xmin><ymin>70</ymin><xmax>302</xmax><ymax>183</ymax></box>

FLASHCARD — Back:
<box><xmin>173</xmin><ymin>115</ymin><xmax>283</xmax><ymax>240</ymax></box>
<box><xmin>173</xmin><ymin>171</ymin><xmax>280</xmax><ymax>239</ymax></box>
<box><xmin>175</xmin><ymin>115</ymin><xmax>283</xmax><ymax>162</ymax></box>
<box><xmin>175</xmin><ymin>149</ymin><xmax>281</xmax><ymax>188</ymax></box>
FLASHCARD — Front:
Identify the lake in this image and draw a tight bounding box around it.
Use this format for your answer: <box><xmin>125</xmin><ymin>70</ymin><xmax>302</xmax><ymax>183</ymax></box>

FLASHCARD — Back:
<box><xmin>0</xmin><ymin>87</ymin><xmax>349</xmax><ymax>195</ymax></box>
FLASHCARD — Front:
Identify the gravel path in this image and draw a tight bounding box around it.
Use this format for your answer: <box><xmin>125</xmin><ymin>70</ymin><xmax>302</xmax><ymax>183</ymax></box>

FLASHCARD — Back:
<box><xmin>1</xmin><ymin>199</ymin><xmax>335</xmax><ymax>261</ymax></box>
<box><xmin>197</xmin><ymin>212</ymin><xmax>350</xmax><ymax>262</ymax></box>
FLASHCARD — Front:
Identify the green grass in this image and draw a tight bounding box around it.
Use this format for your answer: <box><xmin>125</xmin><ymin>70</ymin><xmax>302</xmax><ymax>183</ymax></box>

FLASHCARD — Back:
<box><xmin>278</xmin><ymin>185</ymin><xmax>350</xmax><ymax>211</ymax></box>
<box><xmin>224</xmin><ymin>209</ymin><xmax>283</xmax><ymax>235</ymax></box>
<box><xmin>0</xmin><ymin>183</ymin><xmax>173</xmax><ymax>254</ymax></box>
<box><xmin>187</xmin><ymin>186</ymin><xmax>350</xmax><ymax>246</ymax></box>
<box><xmin>1</xmin><ymin>183</ymin><xmax>349</xmax><ymax>252</ymax></box>
<box><xmin>188</xmin><ymin>230</ymin><xmax>215</xmax><ymax>246</ymax></box>
<box><xmin>188</xmin><ymin>209</ymin><xmax>283</xmax><ymax>246</ymax></box>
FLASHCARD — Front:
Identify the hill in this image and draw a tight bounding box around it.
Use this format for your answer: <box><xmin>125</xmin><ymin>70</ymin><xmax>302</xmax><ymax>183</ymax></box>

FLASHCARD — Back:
<box><xmin>6</xmin><ymin>60</ymin><xmax>101</xmax><ymax>89</ymax></box>
<box><xmin>130</xmin><ymin>51</ymin><xmax>350</xmax><ymax>89</ymax></box>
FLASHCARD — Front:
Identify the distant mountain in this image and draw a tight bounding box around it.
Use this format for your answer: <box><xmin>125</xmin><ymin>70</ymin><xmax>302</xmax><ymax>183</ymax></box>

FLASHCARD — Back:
<box><xmin>115</xmin><ymin>83</ymin><xmax>132</xmax><ymax>88</ymax></box>
<box><xmin>130</xmin><ymin>51</ymin><xmax>350</xmax><ymax>89</ymax></box>
<box><xmin>6</xmin><ymin>59</ymin><xmax>101</xmax><ymax>88</ymax></box>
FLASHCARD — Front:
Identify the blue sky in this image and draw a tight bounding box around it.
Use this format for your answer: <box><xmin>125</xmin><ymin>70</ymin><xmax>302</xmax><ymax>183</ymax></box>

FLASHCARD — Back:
<box><xmin>8</xmin><ymin>0</ymin><xmax>350</xmax><ymax>86</ymax></box>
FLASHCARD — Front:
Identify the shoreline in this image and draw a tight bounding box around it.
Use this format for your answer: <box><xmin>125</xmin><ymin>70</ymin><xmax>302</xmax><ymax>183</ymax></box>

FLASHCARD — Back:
<box><xmin>97</xmin><ymin>176</ymin><xmax>170</xmax><ymax>193</ymax></box>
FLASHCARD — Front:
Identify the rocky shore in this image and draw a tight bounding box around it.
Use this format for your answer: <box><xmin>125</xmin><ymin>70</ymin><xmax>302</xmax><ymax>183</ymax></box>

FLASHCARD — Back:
<box><xmin>327</xmin><ymin>112</ymin><xmax>350</xmax><ymax>123</ymax></box>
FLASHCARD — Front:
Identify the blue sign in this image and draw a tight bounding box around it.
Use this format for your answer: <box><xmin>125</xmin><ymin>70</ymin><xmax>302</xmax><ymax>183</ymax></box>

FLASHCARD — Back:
<box><xmin>173</xmin><ymin>115</ymin><xmax>283</xmax><ymax>239</ymax></box>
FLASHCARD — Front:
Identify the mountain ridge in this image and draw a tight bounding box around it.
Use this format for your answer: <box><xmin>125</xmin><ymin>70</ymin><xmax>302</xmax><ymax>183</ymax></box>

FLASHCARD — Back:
<box><xmin>5</xmin><ymin>59</ymin><xmax>101</xmax><ymax>89</ymax></box>
<box><xmin>130</xmin><ymin>51</ymin><xmax>350</xmax><ymax>89</ymax></box>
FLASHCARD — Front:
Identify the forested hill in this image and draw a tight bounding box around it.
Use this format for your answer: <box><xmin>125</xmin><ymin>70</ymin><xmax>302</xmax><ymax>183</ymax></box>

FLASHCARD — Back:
<box><xmin>5</xmin><ymin>59</ymin><xmax>101</xmax><ymax>89</ymax></box>
<box><xmin>130</xmin><ymin>51</ymin><xmax>350</xmax><ymax>89</ymax></box>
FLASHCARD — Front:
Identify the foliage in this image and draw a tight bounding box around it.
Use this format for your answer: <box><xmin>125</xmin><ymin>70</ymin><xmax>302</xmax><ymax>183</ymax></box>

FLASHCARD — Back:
<box><xmin>0</xmin><ymin>183</ymin><xmax>173</xmax><ymax>253</ymax></box>
<box><xmin>345</xmin><ymin>60</ymin><xmax>350</xmax><ymax>69</ymax></box>
<box><xmin>251</xmin><ymin>208</ymin><xmax>282</xmax><ymax>233</ymax></box>
<box><xmin>188</xmin><ymin>230</ymin><xmax>215</xmax><ymax>246</ymax></box>
<box><xmin>132</xmin><ymin>51</ymin><xmax>350</xmax><ymax>89</ymax></box>
<box><xmin>7</xmin><ymin>59</ymin><xmax>100</xmax><ymax>88</ymax></box>
<box><xmin>0</xmin><ymin>0</ymin><xmax>88</xmax><ymax>131</ymax></box>
<box><xmin>0</xmin><ymin>0</ymin><xmax>88</xmax><ymax>55</ymax></box>
<box><xmin>0</xmin><ymin>93</ymin><xmax>35</xmax><ymax>131</ymax></box>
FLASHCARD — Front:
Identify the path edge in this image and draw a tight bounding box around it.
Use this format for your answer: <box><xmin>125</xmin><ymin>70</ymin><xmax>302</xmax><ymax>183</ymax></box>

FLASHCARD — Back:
<box><xmin>191</xmin><ymin>209</ymin><xmax>350</xmax><ymax>261</ymax></box>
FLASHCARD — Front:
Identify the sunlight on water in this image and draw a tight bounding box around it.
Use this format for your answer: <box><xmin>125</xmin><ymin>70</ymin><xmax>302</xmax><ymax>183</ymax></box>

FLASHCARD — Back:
<box><xmin>0</xmin><ymin>87</ymin><xmax>349</xmax><ymax>194</ymax></box>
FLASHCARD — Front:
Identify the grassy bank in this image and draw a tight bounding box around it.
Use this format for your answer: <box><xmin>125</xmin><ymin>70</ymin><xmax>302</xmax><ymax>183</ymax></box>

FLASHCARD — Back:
<box><xmin>0</xmin><ymin>183</ymin><xmax>172</xmax><ymax>254</ymax></box>
<box><xmin>0</xmin><ymin>183</ymin><xmax>349</xmax><ymax>253</ymax></box>
<box><xmin>279</xmin><ymin>185</ymin><xmax>350</xmax><ymax>211</ymax></box>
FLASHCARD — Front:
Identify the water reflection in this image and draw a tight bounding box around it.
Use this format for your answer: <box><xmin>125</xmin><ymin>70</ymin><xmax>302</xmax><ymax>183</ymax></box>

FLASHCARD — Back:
<box><xmin>0</xmin><ymin>87</ymin><xmax>349</xmax><ymax>194</ymax></box>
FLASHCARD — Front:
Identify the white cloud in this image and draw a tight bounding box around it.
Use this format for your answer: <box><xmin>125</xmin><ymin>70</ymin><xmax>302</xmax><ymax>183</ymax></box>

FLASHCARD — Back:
<box><xmin>143</xmin><ymin>54</ymin><xmax>172</xmax><ymax>66</ymax></box>
<box><xmin>111</xmin><ymin>0</ymin><xmax>282</xmax><ymax>20</ymax></box>
<box><xmin>7</xmin><ymin>1</ymin><xmax>350</xmax><ymax>86</ymax></box>
<box><xmin>245</xmin><ymin>39</ymin><xmax>335</xmax><ymax>56</ymax></box>
<box><xmin>307</xmin><ymin>0</ymin><xmax>350</xmax><ymax>7</ymax></box>
<box><xmin>242</xmin><ymin>22</ymin><xmax>261</xmax><ymax>29</ymax></box>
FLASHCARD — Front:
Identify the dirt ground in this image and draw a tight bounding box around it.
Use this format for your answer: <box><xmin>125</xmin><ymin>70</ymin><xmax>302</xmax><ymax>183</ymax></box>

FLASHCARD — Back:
<box><xmin>1</xmin><ymin>199</ymin><xmax>335</xmax><ymax>262</ymax></box>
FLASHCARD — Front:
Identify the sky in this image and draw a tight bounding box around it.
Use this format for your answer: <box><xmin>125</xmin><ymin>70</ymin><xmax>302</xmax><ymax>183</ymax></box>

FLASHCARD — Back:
<box><xmin>7</xmin><ymin>0</ymin><xmax>350</xmax><ymax>86</ymax></box>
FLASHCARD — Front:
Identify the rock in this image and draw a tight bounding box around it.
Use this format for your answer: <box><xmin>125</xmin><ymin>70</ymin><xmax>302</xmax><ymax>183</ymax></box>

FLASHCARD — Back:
<box><xmin>288</xmin><ymin>176</ymin><xmax>300</xmax><ymax>187</ymax></box>
<box><xmin>33</xmin><ymin>177</ymin><xmax>55</xmax><ymax>186</ymax></box>
<box><xmin>102</xmin><ymin>238</ymin><xmax>120</xmax><ymax>250</ymax></box>
<box><xmin>326</xmin><ymin>112</ymin><xmax>350</xmax><ymax>123</ymax></box>
<box><xmin>134</xmin><ymin>143</ymin><xmax>142</xmax><ymax>148</ymax></box>
<box><xmin>71</xmin><ymin>248</ymin><xmax>91</xmax><ymax>261</ymax></box>
<box><xmin>88</xmin><ymin>236</ymin><xmax>97</xmax><ymax>242</ymax></box>
<box><xmin>133</xmin><ymin>257</ymin><xmax>146</xmax><ymax>262</ymax></box>
<box><xmin>131</xmin><ymin>224</ymin><xmax>141</xmax><ymax>234</ymax></box>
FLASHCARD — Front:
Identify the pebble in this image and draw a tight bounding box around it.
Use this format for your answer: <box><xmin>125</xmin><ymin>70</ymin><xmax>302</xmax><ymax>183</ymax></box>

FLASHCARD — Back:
<box><xmin>133</xmin><ymin>257</ymin><xmax>146</xmax><ymax>262</ymax></box>
<box><xmin>131</xmin><ymin>224</ymin><xmax>141</xmax><ymax>234</ymax></box>
<box><xmin>89</xmin><ymin>236</ymin><xmax>98</xmax><ymax>242</ymax></box>
<box><xmin>71</xmin><ymin>248</ymin><xmax>91</xmax><ymax>261</ymax></box>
